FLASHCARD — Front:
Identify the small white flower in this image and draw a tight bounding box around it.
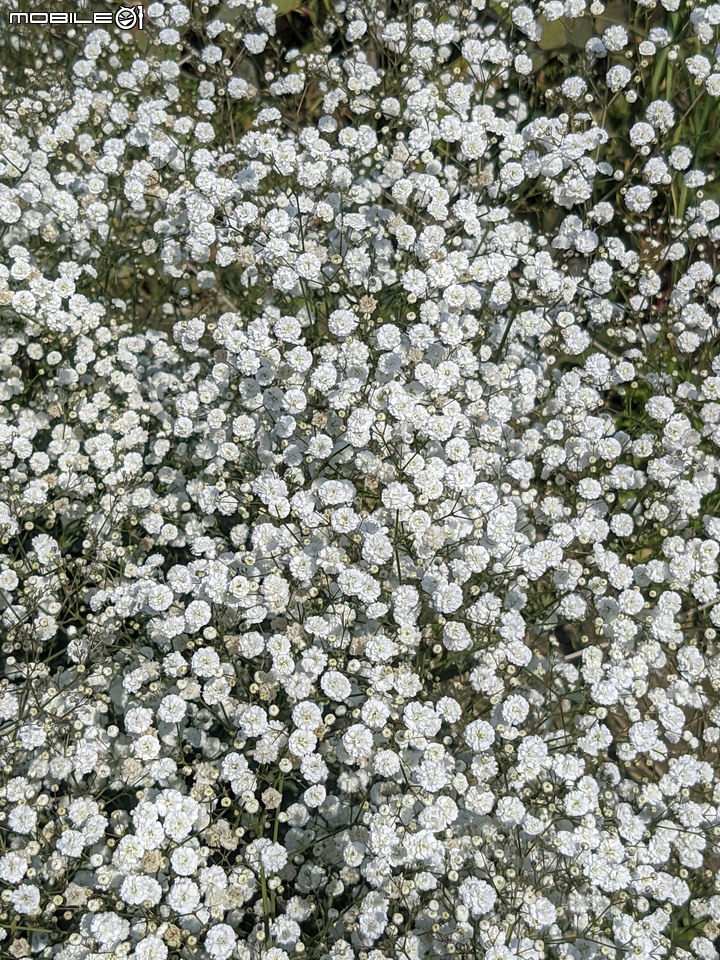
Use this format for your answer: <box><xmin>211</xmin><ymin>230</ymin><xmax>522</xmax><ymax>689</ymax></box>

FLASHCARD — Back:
<box><xmin>459</xmin><ymin>877</ymin><xmax>497</xmax><ymax>917</ymax></box>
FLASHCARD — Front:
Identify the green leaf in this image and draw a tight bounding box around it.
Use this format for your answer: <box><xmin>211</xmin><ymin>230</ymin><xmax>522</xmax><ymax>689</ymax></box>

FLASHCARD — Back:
<box><xmin>274</xmin><ymin>0</ymin><xmax>303</xmax><ymax>15</ymax></box>
<box><xmin>538</xmin><ymin>16</ymin><xmax>594</xmax><ymax>51</ymax></box>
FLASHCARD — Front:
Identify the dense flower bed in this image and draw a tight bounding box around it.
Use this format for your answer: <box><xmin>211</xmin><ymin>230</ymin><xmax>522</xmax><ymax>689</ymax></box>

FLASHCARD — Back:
<box><xmin>1</xmin><ymin>0</ymin><xmax>720</xmax><ymax>958</ymax></box>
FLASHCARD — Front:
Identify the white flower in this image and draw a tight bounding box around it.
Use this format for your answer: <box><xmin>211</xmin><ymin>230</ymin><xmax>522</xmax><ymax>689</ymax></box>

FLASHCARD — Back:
<box><xmin>342</xmin><ymin>723</ymin><xmax>374</xmax><ymax>761</ymax></box>
<box><xmin>358</xmin><ymin>892</ymin><xmax>389</xmax><ymax>942</ymax></box>
<box><xmin>0</xmin><ymin>852</ymin><xmax>27</xmax><ymax>884</ymax></box>
<box><xmin>464</xmin><ymin>720</ymin><xmax>495</xmax><ymax>752</ymax></box>
<box><xmin>11</xmin><ymin>884</ymin><xmax>41</xmax><ymax>915</ymax></box>
<box><xmin>1</xmin><ymin>0</ymin><xmax>719</xmax><ymax>951</ymax></box>
<box><xmin>205</xmin><ymin>925</ymin><xmax>237</xmax><ymax>960</ymax></box>
<box><xmin>167</xmin><ymin>878</ymin><xmax>201</xmax><ymax>914</ymax></box>
<box><xmin>171</xmin><ymin>845</ymin><xmax>201</xmax><ymax>876</ymax></box>
<box><xmin>459</xmin><ymin>877</ymin><xmax>497</xmax><ymax>917</ymax></box>
<box><xmin>246</xmin><ymin>839</ymin><xmax>288</xmax><ymax>874</ymax></box>
<box><xmin>328</xmin><ymin>309</ymin><xmax>359</xmax><ymax>337</ymax></box>
<box><xmin>185</xmin><ymin>601</ymin><xmax>212</xmax><ymax>634</ymax></box>
<box><xmin>318</xmin><ymin>480</ymin><xmax>356</xmax><ymax>506</ymax></box>
<box><xmin>8</xmin><ymin>806</ymin><xmax>37</xmax><ymax>835</ymax></box>
<box><xmin>321</xmin><ymin>671</ymin><xmax>352</xmax><ymax>702</ymax></box>
<box><xmin>432</xmin><ymin>582</ymin><xmax>464</xmax><ymax>613</ymax></box>
<box><xmin>158</xmin><ymin>694</ymin><xmax>187</xmax><ymax>723</ymax></box>
<box><xmin>120</xmin><ymin>875</ymin><xmax>162</xmax><ymax>906</ymax></box>
<box><xmin>624</xmin><ymin>185</ymin><xmax>653</xmax><ymax>212</ymax></box>
<box><xmin>382</xmin><ymin>482</ymin><xmax>415</xmax><ymax>518</ymax></box>
<box><xmin>135</xmin><ymin>937</ymin><xmax>169</xmax><ymax>960</ymax></box>
<box><xmin>90</xmin><ymin>912</ymin><xmax>130</xmax><ymax>946</ymax></box>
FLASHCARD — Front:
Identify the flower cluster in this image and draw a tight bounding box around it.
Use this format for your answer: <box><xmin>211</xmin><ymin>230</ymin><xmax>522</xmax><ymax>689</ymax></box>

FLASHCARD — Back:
<box><xmin>1</xmin><ymin>1</ymin><xmax>720</xmax><ymax>959</ymax></box>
